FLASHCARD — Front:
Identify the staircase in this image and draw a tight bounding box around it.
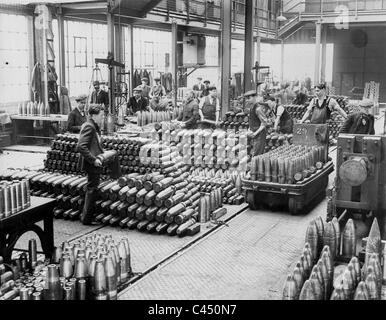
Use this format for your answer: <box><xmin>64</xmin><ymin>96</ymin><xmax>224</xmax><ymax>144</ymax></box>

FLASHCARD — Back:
<box><xmin>277</xmin><ymin>14</ymin><xmax>307</xmax><ymax>39</ymax></box>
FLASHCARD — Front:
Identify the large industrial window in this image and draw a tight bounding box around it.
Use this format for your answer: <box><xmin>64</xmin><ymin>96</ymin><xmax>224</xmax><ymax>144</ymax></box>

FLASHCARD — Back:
<box><xmin>74</xmin><ymin>36</ymin><xmax>87</xmax><ymax>67</ymax></box>
<box><xmin>143</xmin><ymin>41</ymin><xmax>154</xmax><ymax>67</ymax></box>
<box><xmin>0</xmin><ymin>13</ymin><xmax>30</xmax><ymax>105</ymax></box>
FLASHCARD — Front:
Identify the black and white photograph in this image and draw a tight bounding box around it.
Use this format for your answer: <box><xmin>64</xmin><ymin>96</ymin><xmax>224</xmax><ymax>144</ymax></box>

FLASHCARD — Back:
<box><xmin>0</xmin><ymin>0</ymin><xmax>385</xmax><ymax>307</ymax></box>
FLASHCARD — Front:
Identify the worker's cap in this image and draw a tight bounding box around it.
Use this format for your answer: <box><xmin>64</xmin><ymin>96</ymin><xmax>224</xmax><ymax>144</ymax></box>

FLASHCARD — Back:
<box><xmin>154</xmin><ymin>77</ymin><xmax>161</xmax><ymax>81</ymax></box>
<box><xmin>133</xmin><ymin>86</ymin><xmax>143</xmax><ymax>93</ymax></box>
<box><xmin>204</xmin><ymin>80</ymin><xmax>210</xmax><ymax>84</ymax></box>
<box><xmin>197</xmin><ymin>77</ymin><xmax>203</xmax><ymax>80</ymax></box>
<box><xmin>359</xmin><ymin>98</ymin><xmax>374</xmax><ymax>108</ymax></box>
<box><xmin>75</xmin><ymin>94</ymin><xmax>88</xmax><ymax>102</ymax></box>
<box><xmin>93</xmin><ymin>80</ymin><xmax>100</xmax><ymax>86</ymax></box>
<box><xmin>208</xmin><ymin>85</ymin><xmax>217</xmax><ymax>91</ymax></box>
<box><xmin>141</xmin><ymin>77</ymin><xmax>149</xmax><ymax>82</ymax></box>
<box><xmin>244</xmin><ymin>90</ymin><xmax>257</xmax><ymax>98</ymax></box>
<box><xmin>314</xmin><ymin>83</ymin><xmax>327</xmax><ymax>90</ymax></box>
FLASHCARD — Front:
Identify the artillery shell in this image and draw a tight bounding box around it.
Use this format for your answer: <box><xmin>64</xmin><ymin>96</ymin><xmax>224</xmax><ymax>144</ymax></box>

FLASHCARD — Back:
<box><xmin>93</xmin><ymin>260</ymin><xmax>107</xmax><ymax>300</ymax></box>
<box><xmin>46</xmin><ymin>264</ymin><xmax>62</xmax><ymax>300</ymax></box>
<box><xmin>365</xmin><ymin>217</ymin><xmax>381</xmax><ymax>266</ymax></box>
<box><xmin>342</xmin><ymin>219</ymin><xmax>356</xmax><ymax>258</ymax></box>
<box><xmin>350</xmin><ymin>257</ymin><xmax>361</xmax><ymax>285</ymax></box>
<box><xmin>77</xmin><ymin>279</ymin><xmax>87</xmax><ymax>300</ymax></box>
<box><xmin>309</xmin><ymin>271</ymin><xmax>323</xmax><ymax>300</ymax></box>
<box><xmin>282</xmin><ymin>274</ymin><xmax>298</xmax><ymax>300</ymax></box>
<box><xmin>299</xmin><ymin>280</ymin><xmax>317</xmax><ymax>300</ymax></box>
<box><xmin>353</xmin><ymin>281</ymin><xmax>370</xmax><ymax>300</ymax></box>
<box><xmin>317</xmin><ymin>259</ymin><xmax>329</xmax><ymax>300</ymax></box>
<box><xmin>305</xmin><ymin>220</ymin><xmax>318</xmax><ymax>264</ymax></box>
<box><xmin>331</xmin><ymin>217</ymin><xmax>341</xmax><ymax>257</ymax></box>
<box><xmin>292</xmin><ymin>266</ymin><xmax>304</xmax><ymax>293</ymax></box>
<box><xmin>323</xmin><ymin>222</ymin><xmax>337</xmax><ymax>259</ymax></box>
<box><xmin>365</xmin><ymin>267</ymin><xmax>379</xmax><ymax>300</ymax></box>
<box><xmin>342</xmin><ymin>268</ymin><xmax>355</xmax><ymax>300</ymax></box>
<box><xmin>314</xmin><ymin>216</ymin><xmax>325</xmax><ymax>254</ymax></box>
<box><xmin>104</xmin><ymin>256</ymin><xmax>117</xmax><ymax>300</ymax></box>
<box><xmin>330</xmin><ymin>286</ymin><xmax>345</xmax><ymax>300</ymax></box>
<box><xmin>300</xmin><ymin>254</ymin><xmax>310</xmax><ymax>279</ymax></box>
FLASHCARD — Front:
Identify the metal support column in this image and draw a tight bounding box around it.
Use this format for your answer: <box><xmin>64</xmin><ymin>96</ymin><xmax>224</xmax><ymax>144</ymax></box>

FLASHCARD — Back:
<box><xmin>321</xmin><ymin>24</ymin><xmax>327</xmax><ymax>83</ymax></box>
<box><xmin>127</xmin><ymin>24</ymin><xmax>134</xmax><ymax>95</ymax></box>
<box><xmin>107</xmin><ymin>12</ymin><xmax>115</xmax><ymax>114</ymax></box>
<box><xmin>314</xmin><ymin>21</ymin><xmax>322</xmax><ymax>85</ymax></box>
<box><xmin>244</xmin><ymin>0</ymin><xmax>254</xmax><ymax>93</ymax></box>
<box><xmin>281</xmin><ymin>40</ymin><xmax>284</xmax><ymax>82</ymax></box>
<box><xmin>171</xmin><ymin>20</ymin><xmax>178</xmax><ymax>108</ymax></box>
<box><xmin>57</xmin><ymin>10</ymin><xmax>65</xmax><ymax>89</ymax></box>
<box><xmin>220</xmin><ymin>0</ymin><xmax>232</xmax><ymax>117</ymax></box>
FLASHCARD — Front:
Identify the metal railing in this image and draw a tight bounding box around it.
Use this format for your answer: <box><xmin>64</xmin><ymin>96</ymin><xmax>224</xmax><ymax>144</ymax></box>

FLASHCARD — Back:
<box><xmin>154</xmin><ymin>0</ymin><xmax>278</xmax><ymax>31</ymax></box>
<box><xmin>284</xmin><ymin>0</ymin><xmax>386</xmax><ymax>16</ymax></box>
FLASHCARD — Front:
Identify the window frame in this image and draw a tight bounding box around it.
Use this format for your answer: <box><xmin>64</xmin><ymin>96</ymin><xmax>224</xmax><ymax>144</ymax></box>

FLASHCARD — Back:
<box><xmin>73</xmin><ymin>36</ymin><xmax>88</xmax><ymax>68</ymax></box>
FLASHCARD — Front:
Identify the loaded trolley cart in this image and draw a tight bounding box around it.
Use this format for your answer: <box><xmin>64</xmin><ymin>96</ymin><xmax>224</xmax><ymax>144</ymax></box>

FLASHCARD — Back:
<box><xmin>242</xmin><ymin>124</ymin><xmax>334</xmax><ymax>215</ymax></box>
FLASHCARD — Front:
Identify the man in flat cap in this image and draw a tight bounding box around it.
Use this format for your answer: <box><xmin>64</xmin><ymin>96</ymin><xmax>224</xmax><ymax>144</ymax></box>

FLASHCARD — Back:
<box><xmin>245</xmin><ymin>90</ymin><xmax>270</xmax><ymax>156</ymax></box>
<box><xmin>140</xmin><ymin>77</ymin><xmax>151</xmax><ymax>99</ymax></box>
<box><xmin>193</xmin><ymin>77</ymin><xmax>205</xmax><ymax>92</ymax></box>
<box><xmin>149</xmin><ymin>77</ymin><xmax>166</xmax><ymax>100</ymax></box>
<box><xmin>128</xmin><ymin>86</ymin><xmax>149</xmax><ymax>114</ymax></box>
<box><xmin>90</xmin><ymin>80</ymin><xmax>109</xmax><ymax>108</ymax></box>
<box><xmin>340</xmin><ymin>99</ymin><xmax>375</xmax><ymax>135</ymax></box>
<box><xmin>265</xmin><ymin>95</ymin><xmax>293</xmax><ymax>134</ymax></box>
<box><xmin>201</xmin><ymin>80</ymin><xmax>211</xmax><ymax>98</ymax></box>
<box><xmin>67</xmin><ymin>94</ymin><xmax>87</xmax><ymax>133</ymax></box>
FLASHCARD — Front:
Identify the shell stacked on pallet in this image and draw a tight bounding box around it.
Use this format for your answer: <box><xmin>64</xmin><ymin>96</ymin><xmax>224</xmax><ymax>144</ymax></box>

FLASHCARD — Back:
<box><xmin>137</xmin><ymin>110</ymin><xmax>174</xmax><ymax>127</ymax></box>
<box><xmin>44</xmin><ymin>134</ymin><xmax>81</xmax><ymax>174</ymax></box>
<box><xmin>189</xmin><ymin>168</ymin><xmax>245</xmax><ymax>205</ymax></box>
<box><xmin>44</xmin><ymin>134</ymin><xmax>153</xmax><ymax>175</ymax></box>
<box><xmin>101</xmin><ymin>136</ymin><xmax>152</xmax><ymax>174</ymax></box>
<box><xmin>93</xmin><ymin>171</ymin><xmax>202</xmax><ymax>237</ymax></box>
<box><xmin>264</xmin><ymin>132</ymin><xmax>293</xmax><ymax>153</ymax></box>
<box><xmin>285</xmin><ymin>105</ymin><xmax>307</xmax><ymax>121</ymax></box>
<box><xmin>174</xmin><ymin>129</ymin><xmax>249</xmax><ymax>171</ymax></box>
<box><xmin>0</xmin><ymin>179</ymin><xmax>31</xmax><ymax>219</ymax></box>
<box><xmin>283</xmin><ymin>217</ymin><xmax>384</xmax><ymax>300</ymax></box>
<box><xmin>250</xmin><ymin>144</ymin><xmax>327</xmax><ymax>184</ymax></box>
<box><xmin>220</xmin><ymin>112</ymin><xmax>249</xmax><ymax>131</ymax></box>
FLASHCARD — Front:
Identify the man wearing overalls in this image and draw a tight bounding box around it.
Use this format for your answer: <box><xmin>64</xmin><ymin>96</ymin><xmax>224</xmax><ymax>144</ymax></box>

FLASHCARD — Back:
<box><xmin>300</xmin><ymin>83</ymin><xmax>347</xmax><ymax>124</ymax></box>
<box><xmin>198</xmin><ymin>86</ymin><xmax>220</xmax><ymax>129</ymax></box>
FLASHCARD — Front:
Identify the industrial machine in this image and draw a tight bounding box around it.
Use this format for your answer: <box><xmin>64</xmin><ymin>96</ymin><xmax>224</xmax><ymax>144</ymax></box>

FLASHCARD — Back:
<box><xmin>327</xmin><ymin>134</ymin><xmax>386</xmax><ymax>239</ymax></box>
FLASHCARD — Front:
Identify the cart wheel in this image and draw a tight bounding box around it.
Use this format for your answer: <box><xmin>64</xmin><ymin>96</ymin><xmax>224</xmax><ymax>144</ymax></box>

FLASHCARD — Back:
<box><xmin>289</xmin><ymin>198</ymin><xmax>303</xmax><ymax>215</ymax></box>
<box><xmin>247</xmin><ymin>190</ymin><xmax>258</xmax><ymax>210</ymax></box>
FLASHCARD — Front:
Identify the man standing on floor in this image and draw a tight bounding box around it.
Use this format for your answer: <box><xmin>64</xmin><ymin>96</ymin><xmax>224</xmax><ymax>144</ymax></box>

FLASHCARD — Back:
<box><xmin>198</xmin><ymin>85</ymin><xmax>220</xmax><ymax>129</ymax></box>
<box><xmin>245</xmin><ymin>90</ymin><xmax>270</xmax><ymax>156</ymax></box>
<box><xmin>139</xmin><ymin>77</ymin><xmax>151</xmax><ymax>100</ymax></box>
<box><xmin>193</xmin><ymin>77</ymin><xmax>205</xmax><ymax>93</ymax></box>
<box><xmin>90</xmin><ymin>80</ymin><xmax>109</xmax><ymax>108</ymax></box>
<box><xmin>340</xmin><ymin>99</ymin><xmax>375</xmax><ymax>135</ymax></box>
<box><xmin>77</xmin><ymin>105</ymin><xmax>104</xmax><ymax>225</ymax></box>
<box><xmin>67</xmin><ymin>94</ymin><xmax>87</xmax><ymax>133</ymax></box>
<box><xmin>127</xmin><ymin>87</ymin><xmax>149</xmax><ymax>114</ymax></box>
<box><xmin>177</xmin><ymin>90</ymin><xmax>199</xmax><ymax>129</ymax></box>
<box><xmin>300</xmin><ymin>83</ymin><xmax>347</xmax><ymax>124</ymax></box>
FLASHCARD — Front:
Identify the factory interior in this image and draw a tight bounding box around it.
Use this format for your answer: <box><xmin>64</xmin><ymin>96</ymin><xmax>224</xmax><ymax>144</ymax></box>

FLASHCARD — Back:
<box><xmin>0</xmin><ymin>0</ymin><xmax>386</xmax><ymax>303</ymax></box>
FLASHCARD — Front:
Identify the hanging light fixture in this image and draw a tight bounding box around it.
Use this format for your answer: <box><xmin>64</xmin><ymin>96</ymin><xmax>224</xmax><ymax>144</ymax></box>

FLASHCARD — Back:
<box><xmin>277</xmin><ymin>0</ymin><xmax>287</xmax><ymax>22</ymax></box>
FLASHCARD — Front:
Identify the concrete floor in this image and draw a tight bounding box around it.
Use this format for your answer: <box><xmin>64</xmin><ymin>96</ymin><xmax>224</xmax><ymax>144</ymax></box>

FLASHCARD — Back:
<box><xmin>2</xmin><ymin>111</ymin><xmax>385</xmax><ymax>300</ymax></box>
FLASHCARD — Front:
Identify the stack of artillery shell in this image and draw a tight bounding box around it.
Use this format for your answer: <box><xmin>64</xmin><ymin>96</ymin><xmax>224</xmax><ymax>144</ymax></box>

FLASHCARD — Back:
<box><xmin>250</xmin><ymin>144</ymin><xmax>327</xmax><ymax>184</ymax></box>
<box><xmin>263</xmin><ymin>133</ymin><xmax>293</xmax><ymax>153</ymax></box>
<box><xmin>0</xmin><ymin>179</ymin><xmax>31</xmax><ymax>219</ymax></box>
<box><xmin>285</xmin><ymin>105</ymin><xmax>307</xmax><ymax>121</ymax></box>
<box><xmin>93</xmin><ymin>172</ymin><xmax>202</xmax><ymax>238</ymax></box>
<box><xmin>283</xmin><ymin>243</ymin><xmax>335</xmax><ymax>300</ymax></box>
<box><xmin>173</xmin><ymin>129</ymin><xmax>248</xmax><ymax>171</ymax></box>
<box><xmin>220</xmin><ymin>111</ymin><xmax>250</xmax><ymax>131</ymax></box>
<box><xmin>44</xmin><ymin>133</ymin><xmax>153</xmax><ymax>176</ymax></box>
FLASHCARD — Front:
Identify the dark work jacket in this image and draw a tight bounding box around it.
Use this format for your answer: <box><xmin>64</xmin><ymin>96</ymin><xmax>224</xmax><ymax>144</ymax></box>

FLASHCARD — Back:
<box><xmin>67</xmin><ymin>107</ymin><xmax>86</xmax><ymax>133</ymax></box>
<box><xmin>77</xmin><ymin>118</ymin><xmax>104</xmax><ymax>173</ymax></box>
<box><xmin>178</xmin><ymin>99</ymin><xmax>199</xmax><ymax>129</ymax></box>
<box><xmin>340</xmin><ymin>112</ymin><xmax>375</xmax><ymax>135</ymax></box>
<box><xmin>91</xmin><ymin>89</ymin><xmax>109</xmax><ymax>107</ymax></box>
<box><xmin>293</xmin><ymin>92</ymin><xmax>309</xmax><ymax>105</ymax></box>
<box><xmin>193</xmin><ymin>83</ymin><xmax>205</xmax><ymax>91</ymax></box>
<box><xmin>128</xmin><ymin>96</ymin><xmax>149</xmax><ymax>113</ymax></box>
